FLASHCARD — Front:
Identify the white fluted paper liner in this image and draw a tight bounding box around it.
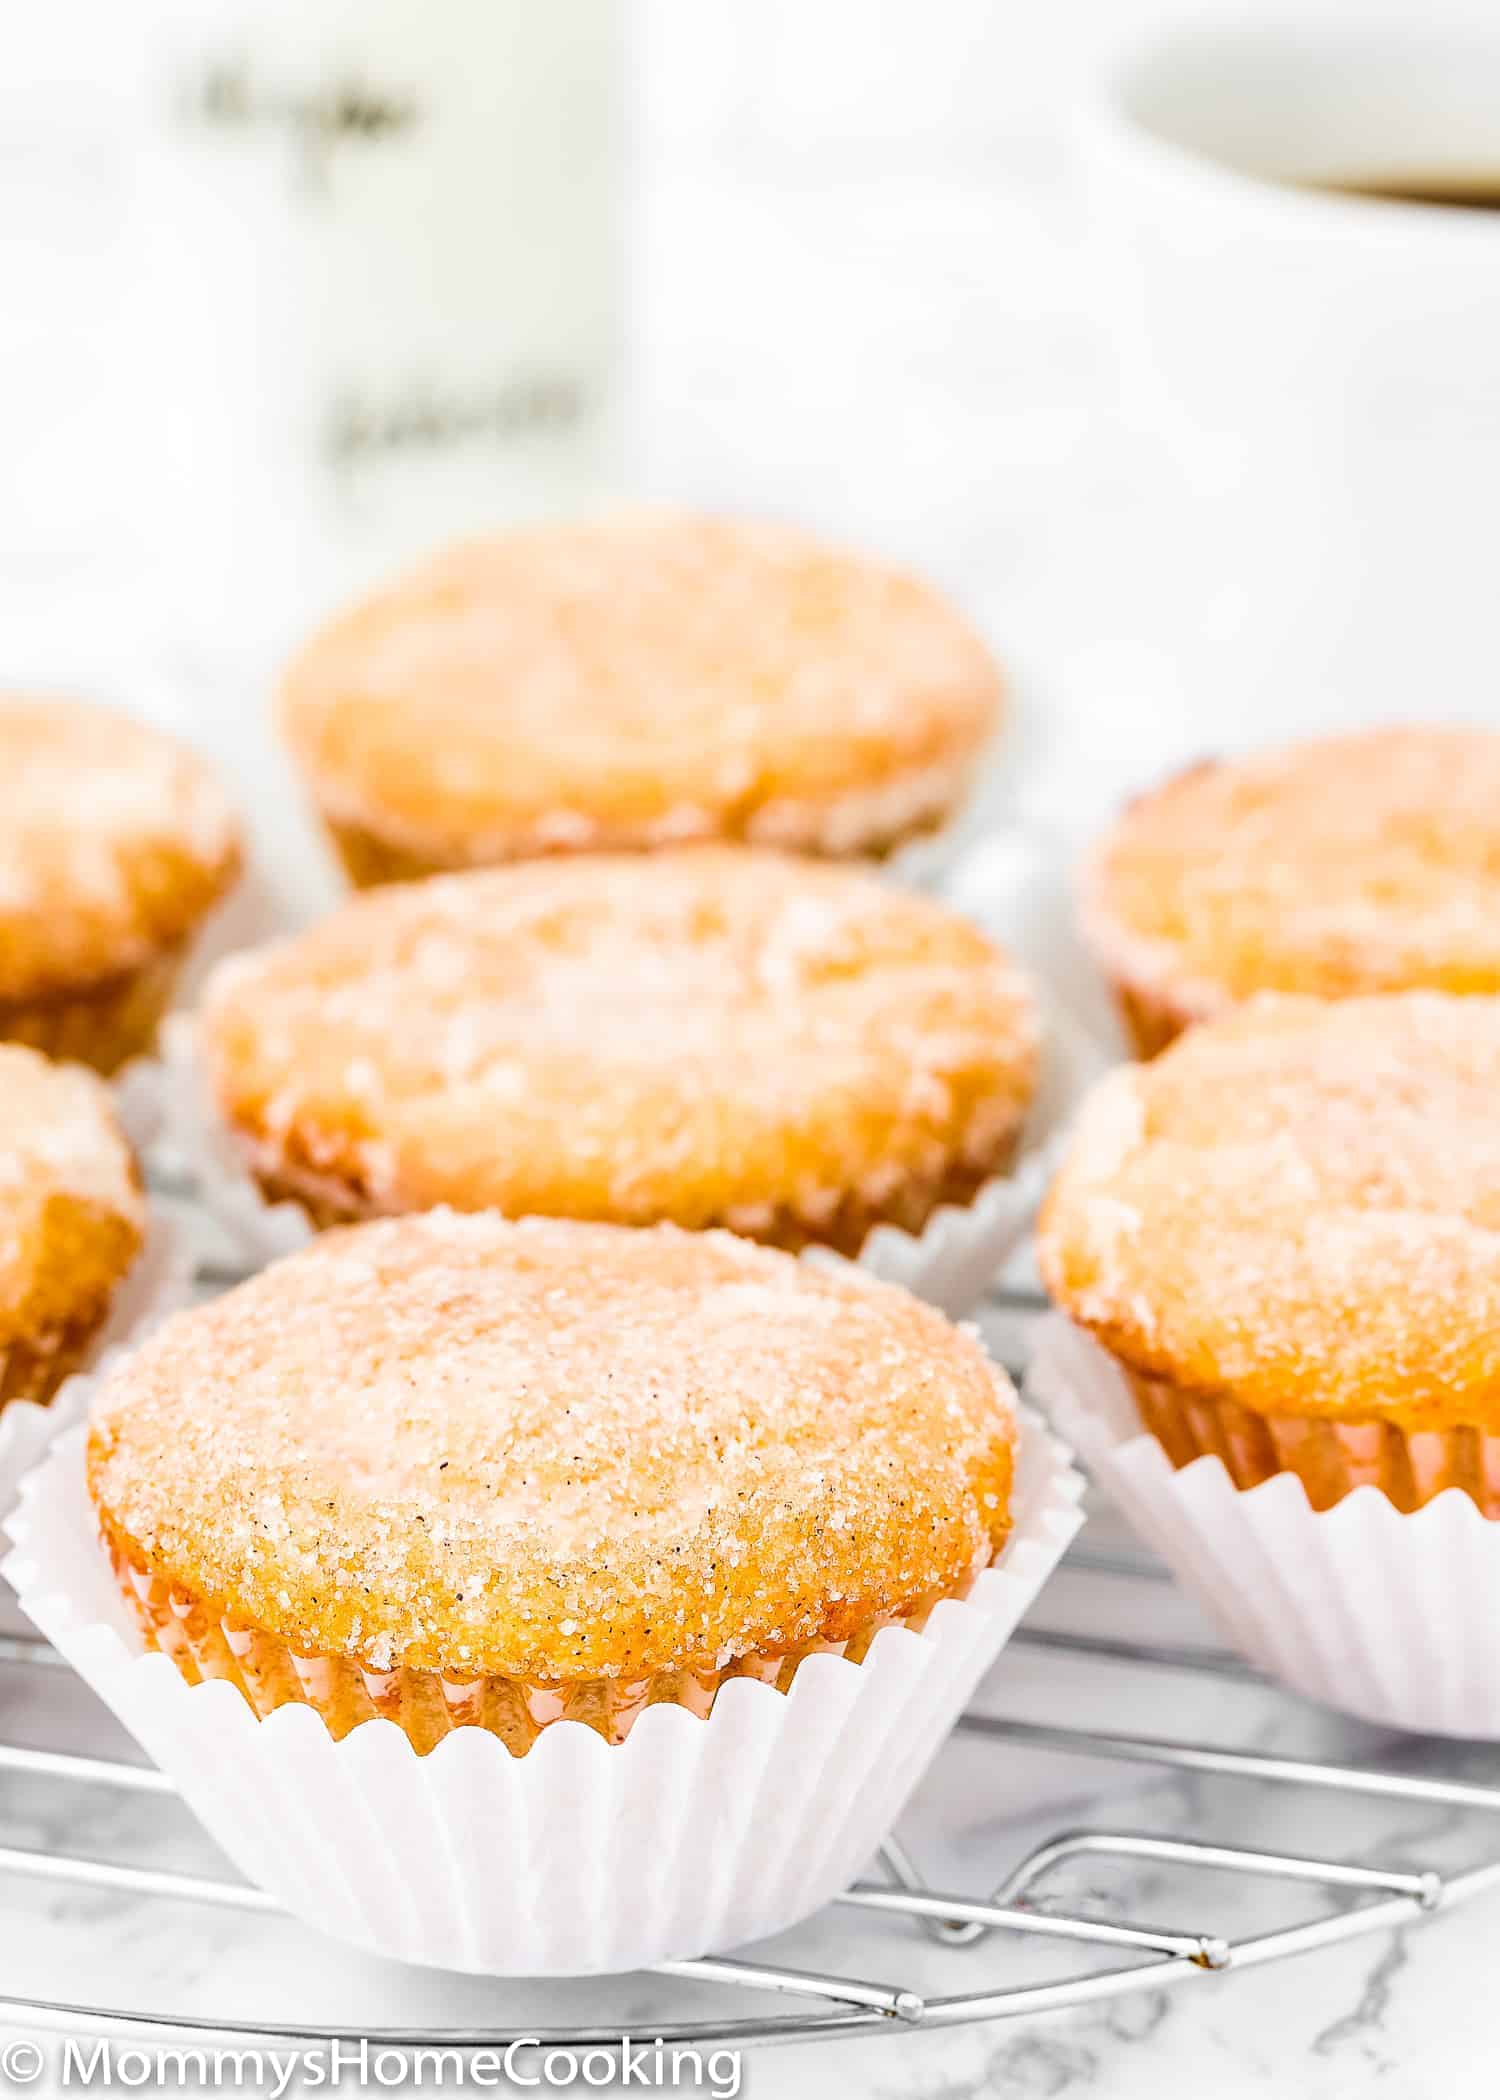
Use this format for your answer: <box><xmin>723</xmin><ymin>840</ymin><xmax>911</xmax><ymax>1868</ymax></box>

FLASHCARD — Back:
<box><xmin>136</xmin><ymin>1012</ymin><xmax>1103</xmax><ymax>1315</ymax></box>
<box><xmin>3</xmin><ymin>1404</ymin><xmax>1082</xmax><ymax>1975</ymax></box>
<box><xmin>943</xmin><ymin>825</ymin><xmax>1131</xmax><ymax>1062</ymax></box>
<box><xmin>856</xmin><ymin>1012</ymin><xmax>1103</xmax><ymax>1315</ymax></box>
<box><xmin>1029</xmin><ymin>1315</ymin><xmax>1500</xmax><ymax>1739</ymax></box>
<box><xmin>114</xmin><ymin>1055</ymin><xmax>172</xmax><ymax>1158</ymax></box>
<box><xmin>136</xmin><ymin>1016</ymin><xmax>314</xmax><ymax>1268</ymax></box>
<box><xmin>109</xmin><ymin>855</ymin><xmax>293</xmax><ymax>1158</ymax></box>
<box><xmin>0</xmin><ymin>1210</ymin><xmax>192</xmax><ymax>1531</ymax></box>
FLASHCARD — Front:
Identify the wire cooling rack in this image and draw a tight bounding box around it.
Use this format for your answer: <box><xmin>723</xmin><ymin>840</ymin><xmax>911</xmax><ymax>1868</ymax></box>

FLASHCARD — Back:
<box><xmin>1</xmin><ymin>1275</ymin><xmax>1498</xmax><ymax>2052</ymax></box>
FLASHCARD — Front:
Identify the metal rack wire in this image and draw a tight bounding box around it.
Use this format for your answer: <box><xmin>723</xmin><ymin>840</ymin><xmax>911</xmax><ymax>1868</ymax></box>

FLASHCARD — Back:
<box><xmin>2</xmin><ymin>1279</ymin><xmax>1498</xmax><ymax>2054</ymax></box>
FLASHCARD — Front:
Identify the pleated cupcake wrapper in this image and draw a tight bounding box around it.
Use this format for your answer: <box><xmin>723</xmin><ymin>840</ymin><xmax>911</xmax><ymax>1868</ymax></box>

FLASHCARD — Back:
<box><xmin>1126</xmin><ymin>1364</ymin><xmax>1500</xmax><ymax>1516</ymax></box>
<box><xmin>134</xmin><ymin>1012</ymin><xmax>1101</xmax><ymax>1316</ymax></box>
<box><xmin>108</xmin><ymin>1545</ymin><xmax>916</xmax><ymax>1759</ymax></box>
<box><xmin>3</xmin><ymin>1405</ymin><xmax>1083</xmax><ymax>1976</ymax></box>
<box><xmin>1028</xmin><ymin>1315</ymin><xmax>1500</xmax><ymax>1739</ymax></box>
<box><xmin>0</xmin><ymin>1211</ymin><xmax>193</xmax><ymax>1531</ymax></box>
<box><xmin>134</xmin><ymin>1016</ymin><xmax>316</xmax><ymax>1268</ymax></box>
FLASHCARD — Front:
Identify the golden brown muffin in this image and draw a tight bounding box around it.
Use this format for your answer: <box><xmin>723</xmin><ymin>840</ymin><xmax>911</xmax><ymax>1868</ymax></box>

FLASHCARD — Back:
<box><xmin>0</xmin><ymin>1044</ymin><xmax>144</xmax><ymax>1410</ymax></box>
<box><xmin>1039</xmin><ymin>991</ymin><xmax>1500</xmax><ymax>1513</ymax></box>
<box><xmin>1083</xmin><ymin>727</ymin><xmax>1500</xmax><ymax>1056</ymax></box>
<box><xmin>197</xmin><ymin>847</ymin><xmax>1040</xmax><ymax>1250</ymax></box>
<box><xmin>0</xmin><ymin>697</ymin><xmax>241</xmax><ymax>1072</ymax></box>
<box><xmin>88</xmin><ymin>1212</ymin><xmax>1017</xmax><ymax>1753</ymax></box>
<box><xmin>280</xmin><ymin>516</ymin><xmax>1003</xmax><ymax>883</ymax></box>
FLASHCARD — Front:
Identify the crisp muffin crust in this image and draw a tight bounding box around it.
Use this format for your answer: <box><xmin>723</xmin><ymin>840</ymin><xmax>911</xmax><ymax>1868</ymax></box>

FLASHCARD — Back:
<box><xmin>1040</xmin><ymin>992</ymin><xmax>1500</xmax><ymax>1434</ymax></box>
<box><xmin>89</xmin><ymin>1214</ymin><xmax>1016</xmax><ymax>1688</ymax></box>
<box><xmin>0</xmin><ymin>696</ymin><xmax>239</xmax><ymax>1008</ymax></box>
<box><xmin>0</xmin><ymin>1044</ymin><xmax>143</xmax><ymax>1393</ymax></box>
<box><xmin>199</xmin><ymin>848</ymin><xmax>1038</xmax><ymax>1248</ymax></box>
<box><xmin>1084</xmin><ymin>728</ymin><xmax>1500</xmax><ymax>1053</ymax></box>
<box><xmin>280</xmin><ymin>515</ymin><xmax>1003</xmax><ymax>877</ymax></box>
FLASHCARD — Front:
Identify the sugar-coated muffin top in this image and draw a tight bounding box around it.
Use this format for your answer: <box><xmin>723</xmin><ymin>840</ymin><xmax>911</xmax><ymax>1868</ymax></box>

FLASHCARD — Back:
<box><xmin>0</xmin><ymin>697</ymin><xmax>240</xmax><ymax>1004</ymax></box>
<box><xmin>280</xmin><ymin>515</ymin><xmax>1003</xmax><ymax>861</ymax></box>
<box><xmin>0</xmin><ymin>1044</ymin><xmax>143</xmax><ymax>1344</ymax></box>
<box><xmin>88</xmin><ymin>1213</ymin><xmax>1016</xmax><ymax>1681</ymax></box>
<box><xmin>1085</xmin><ymin>728</ymin><xmax>1500</xmax><ymax>1021</ymax></box>
<box><xmin>1040</xmin><ymin>992</ymin><xmax>1500</xmax><ymax>1429</ymax></box>
<box><xmin>198</xmin><ymin>847</ymin><xmax>1038</xmax><ymax>1231</ymax></box>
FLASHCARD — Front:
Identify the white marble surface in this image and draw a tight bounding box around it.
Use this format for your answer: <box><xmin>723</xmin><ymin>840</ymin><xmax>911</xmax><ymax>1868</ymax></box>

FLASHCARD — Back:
<box><xmin>3</xmin><ymin>5</ymin><xmax>1500</xmax><ymax>2093</ymax></box>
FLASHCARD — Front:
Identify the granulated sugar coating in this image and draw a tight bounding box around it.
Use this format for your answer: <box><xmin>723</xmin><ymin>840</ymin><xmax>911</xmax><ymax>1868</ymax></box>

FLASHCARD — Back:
<box><xmin>1039</xmin><ymin>993</ymin><xmax>1500</xmax><ymax>1429</ymax></box>
<box><xmin>0</xmin><ymin>696</ymin><xmax>240</xmax><ymax>1003</ymax></box>
<box><xmin>1084</xmin><ymin>728</ymin><xmax>1500</xmax><ymax>1045</ymax></box>
<box><xmin>88</xmin><ymin>1213</ymin><xmax>1017</xmax><ymax>1684</ymax></box>
<box><xmin>0</xmin><ymin>1043</ymin><xmax>143</xmax><ymax>1346</ymax></box>
<box><xmin>279</xmin><ymin>514</ymin><xmax>1003</xmax><ymax>874</ymax></box>
<box><xmin>199</xmin><ymin>848</ymin><xmax>1039</xmax><ymax>1246</ymax></box>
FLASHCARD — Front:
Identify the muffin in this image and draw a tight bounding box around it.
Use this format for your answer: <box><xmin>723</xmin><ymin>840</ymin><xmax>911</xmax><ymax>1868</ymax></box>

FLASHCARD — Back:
<box><xmin>0</xmin><ymin>1043</ymin><xmax>144</xmax><ymax>1410</ymax></box>
<box><xmin>88</xmin><ymin>1213</ymin><xmax>1018</xmax><ymax>1754</ymax></box>
<box><xmin>1039</xmin><ymin>992</ymin><xmax>1500</xmax><ymax>1512</ymax></box>
<box><xmin>17</xmin><ymin>1210</ymin><xmax>1079</xmax><ymax>1972</ymax></box>
<box><xmin>279</xmin><ymin>515</ymin><xmax>1003</xmax><ymax>884</ymax></box>
<box><xmin>196</xmin><ymin>847</ymin><xmax>1040</xmax><ymax>1255</ymax></box>
<box><xmin>1082</xmin><ymin>726</ymin><xmax>1500</xmax><ymax>1055</ymax></box>
<box><xmin>0</xmin><ymin>696</ymin><xmax>241</xmax><ymax>1071</ymax></box>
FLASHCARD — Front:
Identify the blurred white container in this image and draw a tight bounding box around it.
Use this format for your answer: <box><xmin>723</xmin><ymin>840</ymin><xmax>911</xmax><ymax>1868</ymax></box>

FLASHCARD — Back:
<box><xmin>0</xmin><ymin>10</ymin><xmax>142</xmax><ymax>627</ymax></box>
<box><xmin>1076</xmin><ymin>18</ymin><xmax>1500</xmax><ymax>742</ymax></box>
<box><xmin>129</xmin><ymin>0</ymin><xmax>621</xmax><ymax>648</ymax></box>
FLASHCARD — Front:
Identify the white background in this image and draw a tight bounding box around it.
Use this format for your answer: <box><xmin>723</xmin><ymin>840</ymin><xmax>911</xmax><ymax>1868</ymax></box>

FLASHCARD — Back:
<box><xmin>8</xmin><ymin>0</ymin><xmax>1494</xmax><ymax>894</ymax></box>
